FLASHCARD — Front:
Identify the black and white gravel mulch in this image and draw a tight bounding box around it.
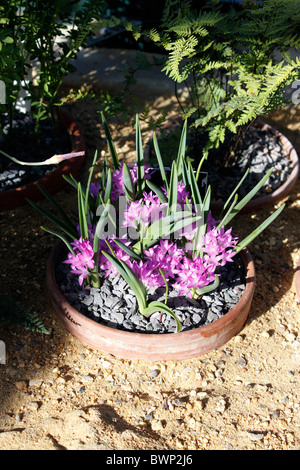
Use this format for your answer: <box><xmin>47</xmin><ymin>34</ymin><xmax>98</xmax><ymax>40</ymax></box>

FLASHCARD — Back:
<box><xmin>204</xmin><ymin>125</ymin><xmax>293</xmax><ymax>202</ymax></box>
<box><xmin>56</xmin><ymin>255</ymin><xmax>246</xmax><ymax>334</ymax></box>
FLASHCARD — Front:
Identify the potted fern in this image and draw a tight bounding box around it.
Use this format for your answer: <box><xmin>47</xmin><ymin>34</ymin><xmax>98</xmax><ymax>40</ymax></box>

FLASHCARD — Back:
<box><xmin>28</xmin><ymin>114</ymin><xmax>285</xmax><ymax>360</ymax></box>
<box><xmin>0</xmin><ymin>0</ymin><xmax>104</xmax><ymax>210</ymax></box>
<box><xmin>139</xmin><ymin>0</ymin><xmax>300</xmax><ymax>212</ymax></box>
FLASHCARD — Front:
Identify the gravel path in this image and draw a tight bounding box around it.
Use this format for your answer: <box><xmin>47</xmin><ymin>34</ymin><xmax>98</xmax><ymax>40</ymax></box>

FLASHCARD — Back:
<box><xmin>0</xmin><ymin>93</ymin><xmax>299</xmax><ymax>450</ymax></box>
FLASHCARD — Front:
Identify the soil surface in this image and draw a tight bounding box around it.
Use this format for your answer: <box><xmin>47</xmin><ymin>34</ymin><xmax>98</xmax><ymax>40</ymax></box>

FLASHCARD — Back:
<box><xmin>0</xmin><ymin>90</ymin><xmax>299</xmax><ymax>451</ymax></box>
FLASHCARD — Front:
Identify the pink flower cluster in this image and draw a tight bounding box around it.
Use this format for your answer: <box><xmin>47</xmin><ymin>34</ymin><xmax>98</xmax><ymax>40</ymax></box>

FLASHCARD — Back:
<box><xmin>122</xmin><ymin>191</ymin><xmax>167</xmax><ymax>229</ymax></box>
<box><xmin>97</xmin><ymin>215</ymin><xmax>238</xmax><ymax>297</ymax></box>
<box><xmin>199</xmin><ymin>225</ymin><xmax>237</xmax><ymax>267</ymax></box>
<box><xmin>65</xmin><ymin>178</ymin><xmax>238</xmax><ymax>298</ymax></box>
<box><xmin>172</xmin><ymin>222</ymin><xmax>238</xmax><ymax>298</ymax></box>
<box><xmin>64</xmin><ymin>238</ymin><xmax>95</xmax><ymax>286</ymax></box>
<box><xmin>162</xmin><ymin>181</ymin><xmax>190</xmax><ymax>207</ymax></box>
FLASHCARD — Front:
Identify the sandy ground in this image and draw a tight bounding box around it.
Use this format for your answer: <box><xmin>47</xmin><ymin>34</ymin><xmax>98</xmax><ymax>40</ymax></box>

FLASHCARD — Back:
<box><xmin>0</xmin><ymin>90</ymin><xmax>299</xmax><ymax>451</ymax></box>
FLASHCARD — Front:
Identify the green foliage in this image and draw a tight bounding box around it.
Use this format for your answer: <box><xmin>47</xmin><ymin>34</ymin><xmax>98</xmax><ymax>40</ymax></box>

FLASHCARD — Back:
<box><xmin>0</xmin><ymin>293</ymin><xmax>50</xmax><ymax>334</ymax></box>
<box><xmin>141</xmin><ymin>0</ymin><xmax>300</xmax><ymax>164</ymax></box>
<box><xmin>0</xmin><ymin>0</ymin><xmax>105</xmax><ymax>137</ymax></box>
<box><xmin>26</xmin><ymin>113</ymin><xmax>285</xmax><ymax>333</ymax></box>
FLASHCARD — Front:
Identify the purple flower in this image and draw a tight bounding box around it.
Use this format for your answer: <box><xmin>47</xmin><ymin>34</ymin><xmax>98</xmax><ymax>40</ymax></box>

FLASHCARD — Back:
<box><xmin>172</xmin><ymin>254</ymin><xmax>216</xmax><ymax>299</ymax></box>
<box><xmin>64</xmin><ymin>238</ymin><xmax>95</xmax><ymax>286</ymax></box>
<box><xmin>110</xmin><ymin>163</ymin><xmax>153</xmax><ymax>201</ymax></box>
<box><xmin>144</xmin><ymin>240</ymin><xmax>184</xmax><ymax>279</ymax></box>
<box><xmin>130</xmin><ymin>259</ymin><xmax>165</xmax><ymax>288</ymax></box>
<box><xmin>199</xmin><ymin>225</ymin><xmax>237</xmax><ymax>267</ymax></box>
<box><xmin>76</xmin><ymin>223</ymin><xmax>96</xmax><ymax>241</ymax></box>
<box><xmin>98</xmin><ymin>237</ymin><xmax>132</xmax><ymax>277</ymax></box>
<box><xmin>162</xmin><ymin>181</ymin><xmax>191</xmax><ymax>207</ymax></box>
<box><xmin>89</xmin><ymin>182</ymin><xmax>100</xmax><ymax>199</ymax></box>
<box><xmin>122</xmin><ymin>191</ymin><xmax>167</xmax><ymax>229</ymax></box>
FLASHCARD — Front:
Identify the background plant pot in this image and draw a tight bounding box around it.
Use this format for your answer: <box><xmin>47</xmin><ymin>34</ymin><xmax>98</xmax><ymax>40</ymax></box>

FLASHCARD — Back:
<box><xmin>210</xmin><ymin>121</ymin><xmax>299</xmax><ymax>215</ymax></box>
<box><xmin>46</xmin><ymin>241</ymin><xmax>256</xmax><ymax>361</ymax></box>
<box><xmin>144</xmin><ymin>118</ymin><xmax>299</xmax><ymax>215</ymax></box>
<box><xmin>0</xmin><ymin>108</ymin><xmax>85</xmax><ymax>211</ymax></box>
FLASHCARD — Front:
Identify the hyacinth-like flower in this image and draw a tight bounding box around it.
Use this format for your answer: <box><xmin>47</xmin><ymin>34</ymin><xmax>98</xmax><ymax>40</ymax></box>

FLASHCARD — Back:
<box><xmin>130</xmin><ymin>259</ymin><xmax>165</xmax><ymax>288</ymax></box>
<box><xmin>172</xmin><ymin>254</ymin><xmax>216</xmax><ymax>299</ymax></box>
<box><xmin>144</xmin><ymin>240</ymin><xmax>184</xmax><ymax>279</ymax></box>
<box><xmin>89</xmin><ymin>182</ymin><xmax>100</xmax><ymax>199</ymax></box>
<box><xmin>98</xmin><ymin>237</ymin><xmax>132</xmax><ymax>277</ymax></box>
<box><xmin>122</xmin><ymin>191</ymin><xmax>167</xmax><ymax>229</ymax></box>
<box><xmin>76</xmin><ymin>223</ymin><xmax>96</xmax><ymax>242</ymax></box>
<box><xmin>199</xmin><ymin>225</ymin><xmax>238</xmax><ymax>267</ymax></box>
<box><xmin>163</xmin><ymin>181</ymin><xmax>191</xmax><ymax>208</ymax></box>
<box><xmin>128</xmin><ymin>239</ymin><xmax>184</xmax><ymax>288</ymax></box>
<box><xmin>63</xmin><ymin>238</ymin><xmax>95</xmax><ymax>286</ymax></box>
<box><xmin>111</xmin><ymin>163</ymin><xmax>153</xmax><ymax>201</ymax></box>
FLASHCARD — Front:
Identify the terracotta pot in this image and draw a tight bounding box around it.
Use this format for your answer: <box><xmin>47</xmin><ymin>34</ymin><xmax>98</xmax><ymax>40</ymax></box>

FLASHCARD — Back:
<box><xmin>46</xmin><ymin>241</ymin><xmax>256</xmax><ymax>361</ymax></box>
<box><xmin>144</xmin><ymin>118</ymin><xmax>299</xmax><ymax>214</ymax></box>
<box><xmin>0</xmin><ymin>108</ymin><xmax>85</xmax><ymax>211</ymax></box>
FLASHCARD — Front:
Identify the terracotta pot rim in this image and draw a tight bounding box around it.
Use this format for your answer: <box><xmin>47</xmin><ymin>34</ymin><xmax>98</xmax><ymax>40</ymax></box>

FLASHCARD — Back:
<box><xmin>46</xmin><ymin>240</ymin><xmax>256</xmax><ymax>359</ymax></box>
<box><xmin>0</xmin><ymin>108</ymin><xmax>85</xmax><ymax>211</ymax></box>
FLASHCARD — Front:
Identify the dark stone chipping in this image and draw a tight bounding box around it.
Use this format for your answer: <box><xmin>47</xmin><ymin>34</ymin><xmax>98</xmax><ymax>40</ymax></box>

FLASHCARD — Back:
<box><xmin>56</xmin><ymin>254</ymin><xmax>246</xmax><ymax>334</ymax></box>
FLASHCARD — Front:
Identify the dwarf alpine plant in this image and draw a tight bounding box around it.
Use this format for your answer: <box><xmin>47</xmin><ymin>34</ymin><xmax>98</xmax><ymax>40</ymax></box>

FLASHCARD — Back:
<box><xmin>26</xmin><ymin>114</ymin><xmax>285</xmax><ymax>333</ymax></box>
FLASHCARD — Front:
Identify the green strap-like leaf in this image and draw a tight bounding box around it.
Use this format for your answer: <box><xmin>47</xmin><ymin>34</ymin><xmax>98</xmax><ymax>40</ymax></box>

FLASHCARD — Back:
<box><xmin>142</xmin><ymin>301</ymin><xmax>182</xmax><ymax>333</ymax></box>
<box><xmin>181</xmin><ymin>158</ymin><xmax>190</xmax><ymax>192</ymax></box>
<box><xmin>35</xmin><ymin>182</ymin><xmax>75</xmax><ymax>234</ymax></box>
<box><xmin>234</xmin><ymin>203</ymin><xmax>285</xmax><ymax>254</ymax></box>
<box><xmin>123</xmin><ymin>162</ymin><xmax>136</xmax><ymax>201</ymax></box>
<box><xmin>104</xmin><ymin>168</ymin><xmax>112</xmax><ymax>203</ymax></box>
<box><xmin>194</xmin><ymin>274</ymin><xmax>220</xmax><ymax>297</ymax></box>
<box><xmin>41</xmin><ymin>226</ymin><xmax>75</xmax><ymax>255</ymax></box>
<box><xmin>78</xmin><ymin>182</ymin><xmax>89</xmax><ymax>239</ymax></box>
<box><xmin>176</xmin><ymin>119</ymin><xmax>187</xmax><ymax>177</ymax></box>
<box><xmin>102</xmin><ymin>247</ymin><xmax>148</xmax><ymax>311</ymax></box>
<box><xmin>194</xmin><ymin>185</ymin><xmax>211</xmax><ymax>257</ymax></box>
<box><xmin>93</xmin><ymin>201</ymin><xmax>111</xmax><ymax>255</ymax></box>
<box><xmin>26</xmin><ymin>198</ymin><xmax>78</xmax><ymax>240</ymax></box>
<box><xmin>167</xmin><ymin>161</ymin><xmax>178</xmax><ymax>216</ymax></box>
<box><xmin>113</xmin><ymin>239</ymin><xmax>142</xmax><ymax>261</ymax></box>
<box><xmin>217</xmin><ymin>193</ymin><xmax>238</xmax><ymax>230</ymax></box>
<box><xmin>85</xmin><ymin>150</ymin><xmax>98</xmax><ymax>214</ymax></box>
<box><xmin>195</xmin><ymin>149</ymin><xmax>208</xmax><ymax>182</ymax></box>
<box><xmin>159</xmin><ymin>269</ymin><xmax>169</xmax><ymax>305</ymax></box>
<box><xmin>188</xmin><ymin>162</ymin><xmax>202</xmax><ymax>207</ymax></box>
<box><xmin>133</xmin><ymin>212</ymin><xmax>202</xmax><ymax>254</ymax></box>
<box><xmin>218</xmin><ymin>169</ymin><xmax>249</xmax><ymax>218</ymax></box>
<box><xmin>146</xmin><ymin>180</ymin><xmax>168</xmax><ymax>204</ymax></box>
<box><xmin>223</xmin><ymin>167</ymin><xmax>274</xmax><ymax>226</ymax></box>
<box><xmin>136</xmin><ymin>114</ymin><xmax>145</xmax><ymax>197</ymax></box>
<box><xmin>101</xmin><ymin>112</ymin><xmax>120</xmax><ymax>170</ymax></box>
<box><xmin>152</xmin><ymin>132</ymin><xmax>168</xmax><ymax>192</ymax></box>
<box><xmin>62</xmin><ymin>174</ymin><xmax>79</xmax><ymax>191</ymax></box>
<box><xmin>101</xmin><ymin>157</ymin><xmax>108</xmax><ymax>193</ymax></box>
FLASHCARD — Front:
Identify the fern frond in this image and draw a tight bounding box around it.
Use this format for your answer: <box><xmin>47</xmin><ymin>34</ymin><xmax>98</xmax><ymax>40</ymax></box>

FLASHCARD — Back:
<box><xmin>163</xmin><ymin>35</ymin><xmax>199</xmax><ymax>82</ymax></box>
<box><xmin>0</xmin><ymin>294</ymin><xmax>50</xmax><ymax>334</ymax></box>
